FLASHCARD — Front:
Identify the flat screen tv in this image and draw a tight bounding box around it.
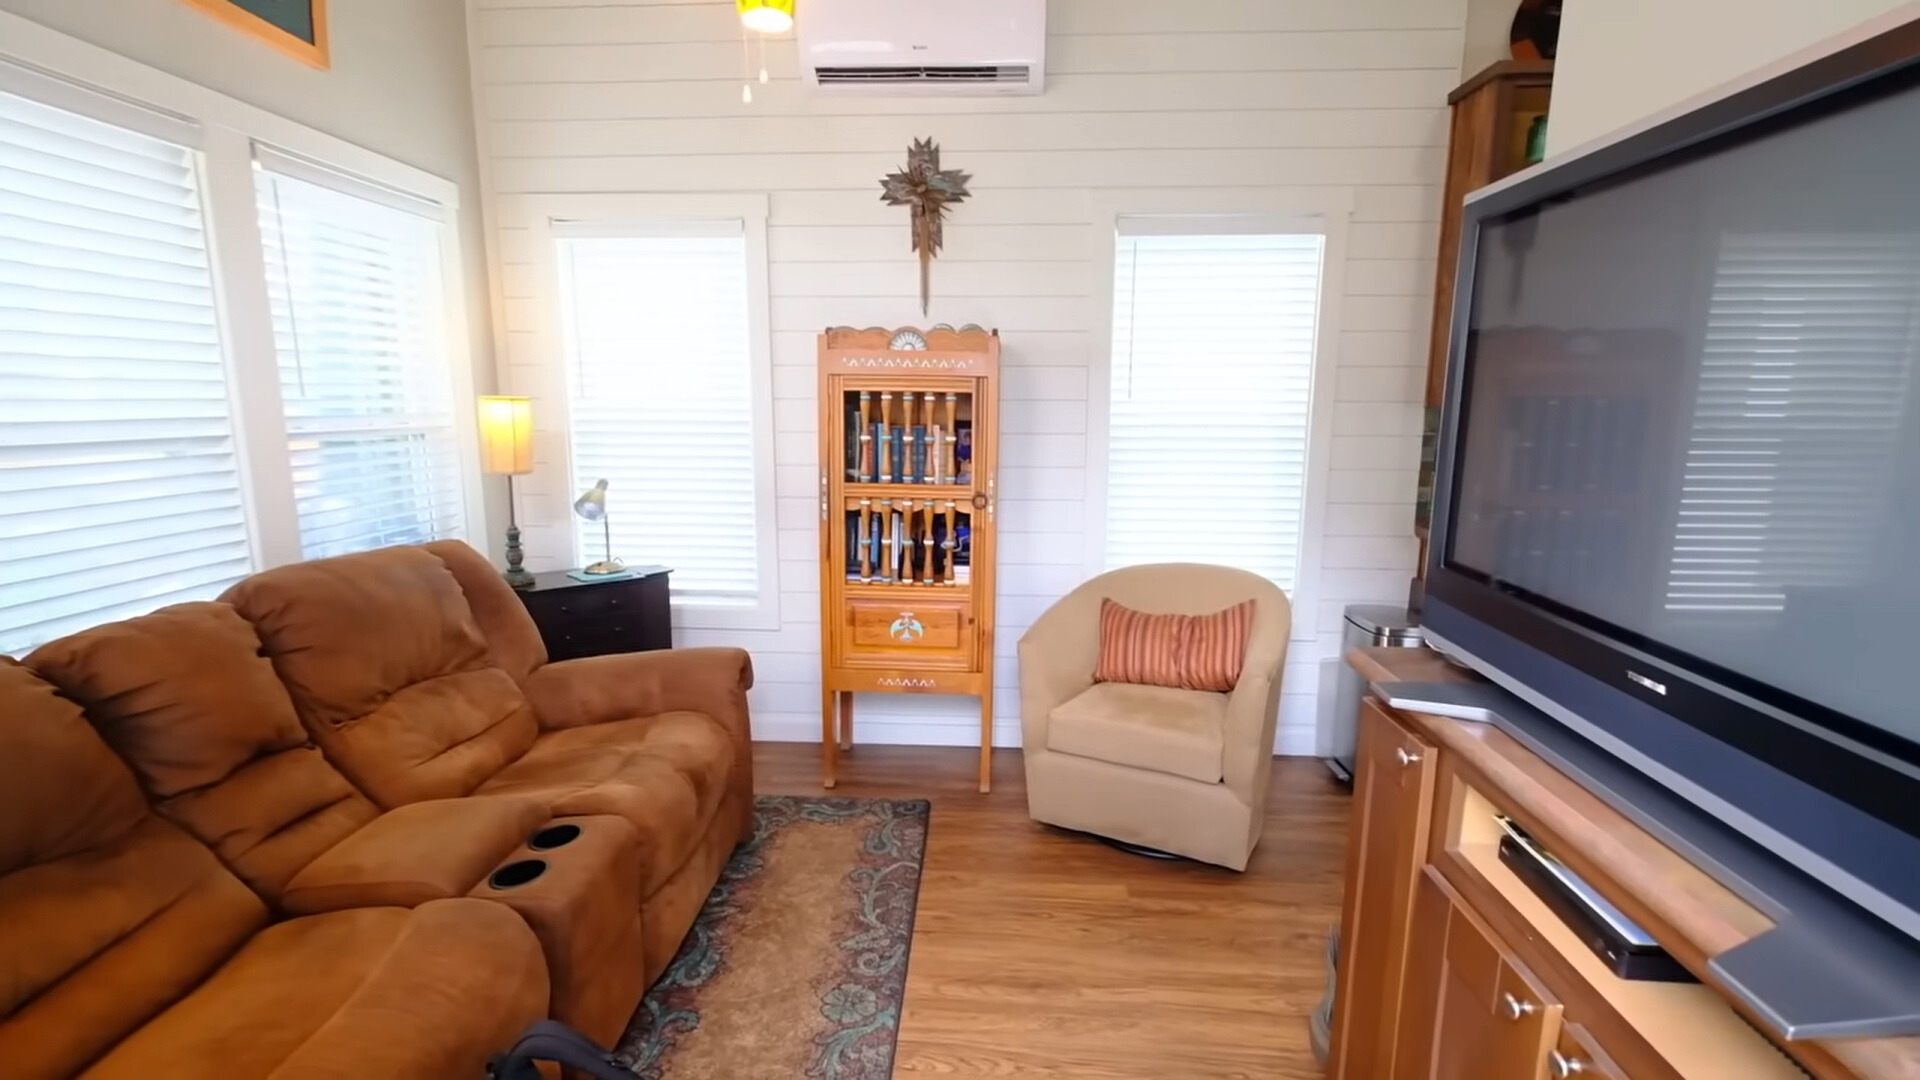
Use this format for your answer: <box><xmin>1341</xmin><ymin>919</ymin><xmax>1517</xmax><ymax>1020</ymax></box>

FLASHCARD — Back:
<box><xmin>1425</xmin><ymin>17</ymin><xmax>1920</xmax><ymax>941</ymax></box>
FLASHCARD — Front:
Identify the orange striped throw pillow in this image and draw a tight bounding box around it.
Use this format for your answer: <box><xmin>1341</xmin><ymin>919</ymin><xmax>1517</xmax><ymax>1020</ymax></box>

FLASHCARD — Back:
<box><xmin>1092</xmin><ymin>598</ymin><xmax>1255</xmax><ymax>693</ymax></box>
<box><xmin>1181</xmin><ymin>599</ymin><xmax>1256</xmax><ymax>692</ymax></box>
<box><xmin>1092</xmin><ymin>599</ymin><xmax>1188</xmax><ymax>688</ymax></box>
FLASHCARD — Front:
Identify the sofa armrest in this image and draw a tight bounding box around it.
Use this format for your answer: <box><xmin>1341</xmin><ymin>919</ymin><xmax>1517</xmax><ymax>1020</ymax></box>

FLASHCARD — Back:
<box><xmin>280</xmin><ymin>796</ymin><xmax>551</xmax><ymax>915</ymax></box>
<box><xmin>525</xmin><ymin>648</ymin><xmax>755</xmax><ymax>796</ymax></box>
<box><xmin>525</xmin><ymin>647</ymin><xmax>753</xmax><ymax>731</ymax></box>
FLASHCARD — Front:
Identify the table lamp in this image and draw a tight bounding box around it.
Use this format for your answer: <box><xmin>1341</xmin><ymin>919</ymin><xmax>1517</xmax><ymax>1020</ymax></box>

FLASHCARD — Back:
<box><xmin>573</xmin><ymin>479</ymin><xmax>626</xmax><ymax>576</ymax></box>
<box><xmin>477</xmin><ymin>395</ymin><xmax>536</xmax><ymax>589</ymax></box>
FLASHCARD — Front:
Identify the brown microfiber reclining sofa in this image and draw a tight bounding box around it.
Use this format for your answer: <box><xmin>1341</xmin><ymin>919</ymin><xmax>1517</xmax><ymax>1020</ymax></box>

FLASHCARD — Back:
<box><xmin>1</xmin><ymin>540</ymin><xmax>755</xmax><ymax>1079</ymax></box>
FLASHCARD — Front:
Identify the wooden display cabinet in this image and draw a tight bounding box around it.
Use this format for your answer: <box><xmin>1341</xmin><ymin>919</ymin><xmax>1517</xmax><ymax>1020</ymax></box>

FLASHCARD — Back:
<box><xmin>816</xmin><ymin>325</ymin><xmax>1000</xmax><ymax>792</ymax></box>
<box><xmin>1414</xmin><ymin>59</ymin><xmax>1555</xmax><ymax>585</ymax></box>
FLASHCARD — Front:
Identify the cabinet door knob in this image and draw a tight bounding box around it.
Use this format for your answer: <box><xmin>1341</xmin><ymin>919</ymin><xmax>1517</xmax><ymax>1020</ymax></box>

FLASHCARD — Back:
<box><xmin>1549</xmin><ymin>1051</ymin><xmax>1587</xmax><ymax>1077</ymax></box>
<box><xmin>1501</xmin><ymin>992</ymin><xmax>1537</xmax><ymax>1020</ymax></box>
<box><xmin>1395</xmin><ymin>747</ymin><xmax>1422</xmax><ymax>767</ymax></box>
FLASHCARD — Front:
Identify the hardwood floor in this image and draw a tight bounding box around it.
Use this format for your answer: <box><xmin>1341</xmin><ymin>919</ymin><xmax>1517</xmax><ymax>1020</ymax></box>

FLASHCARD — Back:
<box><xmin>754</xmin><ymin>743</ymin><xmax>1351</xmax><ymax>1079</ymax></box>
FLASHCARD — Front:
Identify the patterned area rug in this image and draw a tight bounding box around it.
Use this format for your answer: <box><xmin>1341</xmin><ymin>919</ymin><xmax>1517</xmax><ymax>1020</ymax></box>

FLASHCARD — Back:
<box><xmin>614</xmin><ymin>796</ymin><xmax>930</xmax><ymax>1079</ymax></box>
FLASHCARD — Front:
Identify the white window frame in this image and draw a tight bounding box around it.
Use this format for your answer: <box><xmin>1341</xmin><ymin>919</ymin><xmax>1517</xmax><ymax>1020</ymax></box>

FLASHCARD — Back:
<box><xmin>518</xmin><ymin>193</ymin><xmax>780</xmax><ymax>632</ymax></box>
<box><xmin>0</xmin><ymin>11</ymin><xmax>485</xmax><ymax>576</ymax></box>
<box><xmin>1086</xmin><ymin>189</ymin><xmax>1353</xmax><ymax>648</ymax></box>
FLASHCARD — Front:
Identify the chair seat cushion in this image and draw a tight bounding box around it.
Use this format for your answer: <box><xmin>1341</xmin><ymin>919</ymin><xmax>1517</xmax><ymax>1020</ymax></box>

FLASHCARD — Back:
<box><xmin>1046</xmin><ymin>682</ymin><xmax>1228</xmax><ymax>783</ymax></box>
<box><xmin>81</xmin><ymin>899</ymin><xmax>546</xmax><ymax>1080</ymax></box>
<box><xmin>476</xmin><ymin>712</ymin><xmax>735</xmax><ymax>897</ymax></box>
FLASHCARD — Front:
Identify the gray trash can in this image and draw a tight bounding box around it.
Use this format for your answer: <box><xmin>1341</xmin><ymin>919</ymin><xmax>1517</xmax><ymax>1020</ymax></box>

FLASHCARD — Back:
<box><xmin>1327</xmin><ymin>604</ymin><xmax>1422</xmax><ymax>783</ymax></box>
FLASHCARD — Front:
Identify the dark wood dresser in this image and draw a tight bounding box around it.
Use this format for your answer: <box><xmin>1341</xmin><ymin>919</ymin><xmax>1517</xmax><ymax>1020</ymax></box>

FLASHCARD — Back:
<box><xmin>514</xmin><ymin>566</ymin><xmax>672</xmax><ymax>661</ymax></box>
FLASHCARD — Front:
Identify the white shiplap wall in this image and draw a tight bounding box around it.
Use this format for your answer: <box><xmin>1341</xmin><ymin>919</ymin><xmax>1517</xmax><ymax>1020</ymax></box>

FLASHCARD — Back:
<box><xmin>470</xmin><ymin>0</ymin><xmax>1460</xmax><ymax>753</ymax></box>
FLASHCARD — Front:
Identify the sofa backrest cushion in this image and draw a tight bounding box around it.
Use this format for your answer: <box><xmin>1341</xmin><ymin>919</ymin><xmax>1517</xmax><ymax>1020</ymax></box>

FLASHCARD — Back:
<box><xmin>28</xmin><ymin>603</ymin><xmax>379</xmax><ymax>899</ymax></box>
<box><xmin>0</xmin><ymin>658</ymin><xmax>146</xmax><ymax>873</ymax></box>
<box><xmin>222</xmin><ymin>546</ymin><xmax>538</xmax><ymax>808</ymax></box>
<box><xmin>0</xmin><ymin>659</ymin><xmax>266</xmax><ymax>1079</ymax></box>
<box><xmin>424</xmin><ymin>539</ymin><xmax>547</xmax><ymax>687</ymax></box>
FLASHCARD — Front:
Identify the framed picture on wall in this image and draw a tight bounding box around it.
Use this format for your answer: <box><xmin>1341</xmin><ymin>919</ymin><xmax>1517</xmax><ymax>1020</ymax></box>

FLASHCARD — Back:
<box><xmin>183</xmin><ymin>0</ymin><xmax>330</xmax><ymax>69</ymax></box>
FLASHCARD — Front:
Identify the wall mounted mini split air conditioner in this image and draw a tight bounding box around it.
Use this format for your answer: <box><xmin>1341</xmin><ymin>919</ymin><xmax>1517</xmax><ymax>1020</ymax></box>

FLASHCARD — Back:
<box><xmin>796</xmin><ymin>0</ymin><xmax>1047</xmax><ymax>95</ymax></box>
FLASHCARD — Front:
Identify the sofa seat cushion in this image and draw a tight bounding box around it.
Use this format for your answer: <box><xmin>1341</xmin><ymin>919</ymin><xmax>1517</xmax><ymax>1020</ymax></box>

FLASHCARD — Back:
<box><xmin>281</xmin><ymin>796</ymin><xmax>554</xmax><ymax>915</ymax></box>
<box><xmin>81</xmin><ymin>899</ymin><xmax>547</xmax><ymax>1080</ymax></box>
<box><xmin>476</xmin><ymin>712</ymin><xmax>734</xmax><ymax>897</ymax></box>
<box><xmin>0</xmin><ymin>659</ymin><xmax>272</xmax><ymax>1080</ymax></box>
<box><xmin>1046</xmin><ymin>682</ymin><xmax>1229</xmax><ymax>784</ymax></box>
<box><xmin>0</xmin><ymin>817</ymin><xmax>268</xmax><ymax>1080</ymax></box>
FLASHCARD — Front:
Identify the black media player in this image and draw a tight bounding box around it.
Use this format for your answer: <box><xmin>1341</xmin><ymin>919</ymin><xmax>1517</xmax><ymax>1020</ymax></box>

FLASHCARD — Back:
<box><xmin>1495</xmin><ymin>816</ymin><xmax>1696</xmax><ymax>983</ymax></box>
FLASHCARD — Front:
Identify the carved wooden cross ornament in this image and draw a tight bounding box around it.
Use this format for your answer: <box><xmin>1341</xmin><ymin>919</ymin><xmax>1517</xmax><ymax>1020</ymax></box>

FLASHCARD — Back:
<box><xmin>880</xmin><ymin>138</ymin><xmax>972</xmax><ymax>315</ymax></box>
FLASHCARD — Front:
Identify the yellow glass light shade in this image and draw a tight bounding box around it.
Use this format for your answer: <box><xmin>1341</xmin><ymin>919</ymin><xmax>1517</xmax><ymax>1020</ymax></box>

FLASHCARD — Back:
<box><xmin>738</xmin><ymin>0</ymin><xmax>793</xmax><ymax>34</ymax></box>
<box><xmin>476</xmin><ymin>395</ymin><xmax>534</xmax><ymax>476</ymax></box>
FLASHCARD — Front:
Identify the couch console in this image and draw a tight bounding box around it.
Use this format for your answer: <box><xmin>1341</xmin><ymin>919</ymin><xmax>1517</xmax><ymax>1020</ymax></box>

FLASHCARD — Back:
<box><xmin>473</xmin><ymin>814</ymin><xmax>647</xmax><ymax>1046</ymax></box>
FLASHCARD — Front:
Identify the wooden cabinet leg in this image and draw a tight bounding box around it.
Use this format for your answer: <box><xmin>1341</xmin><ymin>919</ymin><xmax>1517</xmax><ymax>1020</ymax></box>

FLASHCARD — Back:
<box><xmin>978</xmin><ymin>692</ymin><xmax>993</xmax><ymax>793</ymax></box>
<box><xmin>839</xmin><ymin>691</ymin><xmax>854</xmax><ymax>751</ymax></box>
<box><xmin>821</xmin><ymin>682</ymin><xmax>839</xmax><ymax>789</ymax></box>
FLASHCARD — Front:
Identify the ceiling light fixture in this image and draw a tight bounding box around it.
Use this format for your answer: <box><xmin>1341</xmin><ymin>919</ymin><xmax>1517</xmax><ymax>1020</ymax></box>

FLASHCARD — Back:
<box><xmin>737</xmin><ymin>0</ymin><xmax>793</xmax><ymax>34</ymax></box>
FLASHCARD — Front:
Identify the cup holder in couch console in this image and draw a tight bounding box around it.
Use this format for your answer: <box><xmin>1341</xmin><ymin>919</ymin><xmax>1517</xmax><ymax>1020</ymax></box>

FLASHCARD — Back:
<box><xmin>489</xmin><ymin>859</ymin><xmax>548</xmax><ymax>890</ymax></box>
<box><xmin>528</xmin><ymin>823</ymin><xmax>582</xmax><ymax>851</ymax></box>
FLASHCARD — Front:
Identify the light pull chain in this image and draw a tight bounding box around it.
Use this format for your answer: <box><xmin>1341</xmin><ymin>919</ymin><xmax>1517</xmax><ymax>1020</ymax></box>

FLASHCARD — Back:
<box><xmin>739</xmin><ymin>25</ymin><xmax>753</xmax><ymax>103</ymax></box>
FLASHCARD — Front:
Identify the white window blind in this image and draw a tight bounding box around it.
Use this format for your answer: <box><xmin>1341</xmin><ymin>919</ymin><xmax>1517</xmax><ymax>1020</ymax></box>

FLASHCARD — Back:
<box><xmin>555</xmin><ymin>226</ymin><xmax>761</xmax><ymax>605</ymax></box>
<box><xmin>1665</xmin><ymin>233</ymin><xmax>1918</xmax><ymax>612</ymax></box>
<box><xmin>0</xmin><ymin>87</ymin><xmax>251</xmax><ymax>655</ymax></box>
<box><xmin>1104</xmin><ymin>230</ymin><xmax>1326</xmax><ymax>591</ymax></box>
<box><xmin>257</xmin><ymin>164</ymin><xmax>464</xmax><ymax>560</ymax></box>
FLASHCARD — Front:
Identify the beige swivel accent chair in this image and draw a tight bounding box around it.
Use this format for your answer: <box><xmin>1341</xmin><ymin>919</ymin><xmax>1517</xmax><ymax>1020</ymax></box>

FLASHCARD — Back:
<box><xmin>1017</xmin><ymin>564</ymin><xmax>1292</xmax><ymax>871</ymax></box>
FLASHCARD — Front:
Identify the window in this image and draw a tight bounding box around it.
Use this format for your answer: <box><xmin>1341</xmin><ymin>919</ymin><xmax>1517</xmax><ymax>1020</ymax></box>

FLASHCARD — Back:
<box><xmin>1664</xmin><ymin>232</ymin><xmax>1918</xmax><ymax>612</ymax></box>
<box><xmin>0</xmin><ymin>22</ymin><xmax>476</xmax><ymax>656</ymax></box>
<box><xmin>257</xmin><ymin>157</ymin><xmax>465</xmax><ymax>559</ymax></box>
<box><xmin>0</xmin><ymin>84</ymin><xmax>251</xmax><ymax>655</ymax></box>
<box><xmin>551</xmin><ymin>218</ymin><xmax>771</xmax><ymax>617</ymax></box>
<box><xmin>1102</xmin><ymin>226</ymin><xmax>1326</xmax><ymax>591</ymax></box>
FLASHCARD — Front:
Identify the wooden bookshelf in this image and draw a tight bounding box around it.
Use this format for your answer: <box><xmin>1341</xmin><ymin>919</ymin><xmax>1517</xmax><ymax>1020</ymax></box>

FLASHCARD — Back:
<box><xmin>816</xmin><ymin>326</ymin><xmax>1000</xmax><ymax>792</ymax></box>
<box><xmin>1414</xmin><ymin>59</ymin><xmax>1556</xmax><ymax>590</ymax></box>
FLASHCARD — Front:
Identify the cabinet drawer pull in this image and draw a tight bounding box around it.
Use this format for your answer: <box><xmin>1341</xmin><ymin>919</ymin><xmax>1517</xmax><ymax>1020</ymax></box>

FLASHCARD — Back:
<box><xmin>1549</xmin><ymin>1050</ymin><xmax>1587</xmax><ymax>1077</ymax></box>
<box><xmin>1395</xmin><ymin>747</ymin><xmax>1422</xmax><ymax>767</ymax></box>
<box><xmin>1501</xmin><ymin>992</ymin><xmax>1537</xmax><ymax>1020</ymax></box>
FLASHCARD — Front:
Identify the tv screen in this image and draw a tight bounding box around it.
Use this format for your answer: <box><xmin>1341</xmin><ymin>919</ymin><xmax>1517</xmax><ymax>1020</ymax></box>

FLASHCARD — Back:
<box><xmin>1447</xmin><ymin>71</ymin><xmax>1920</xmax><ymax>752</ymax></box>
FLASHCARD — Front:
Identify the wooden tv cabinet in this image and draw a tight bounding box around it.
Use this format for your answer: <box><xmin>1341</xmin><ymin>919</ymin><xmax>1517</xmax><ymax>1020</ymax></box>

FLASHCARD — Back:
<box><xmin>1330</xmin><ymin>646</ymin><xmax>1920</xmax><ymax>1080</ymax></box>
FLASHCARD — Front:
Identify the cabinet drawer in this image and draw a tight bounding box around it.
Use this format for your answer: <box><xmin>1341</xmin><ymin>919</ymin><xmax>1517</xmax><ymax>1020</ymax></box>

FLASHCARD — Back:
<box><xmin>548</xmin><ymin>614</ymin><xmax>662</xmax><ymax>659</ymax></box>
<box><xmin>1552</xmin><ymin>1023</ymin><xmax>1629</xmax><ymax>1080</ymax></box>
<box><xmin>528</xmin><ymin>581</ymin><xmax>644</xmax><ymax>619</ymax></box>
<box><xmin>1444</xmin><ymin>888</ymin><xmax>1564</xmax><ymax>1078</ymax></box>
<box><xmin>840</xmin><ymin>597</ymin><xmax>974</xmax><ymax>666</ymax></box>
<box><xmin>519</xmin><ymin>574</ymin><xmax>673</xmax><ymax>662</ymax></box>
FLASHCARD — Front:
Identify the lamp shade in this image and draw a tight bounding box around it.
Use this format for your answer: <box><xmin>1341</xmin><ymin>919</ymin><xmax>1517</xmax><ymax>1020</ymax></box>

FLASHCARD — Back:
<box><xmin>737</xmin><ymin>0</ymin><xmax>793</xmax><ymax>33</ymax></box>
<box><xmin>573</xmin><ymin>479</ymin><xmax>609</xmax><ymax>522</ymax></box>
<box><xmin>477</xmin><ymin>396</ymin><xmax>534</xmax><ymax>476</ymax></box>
